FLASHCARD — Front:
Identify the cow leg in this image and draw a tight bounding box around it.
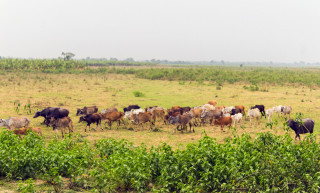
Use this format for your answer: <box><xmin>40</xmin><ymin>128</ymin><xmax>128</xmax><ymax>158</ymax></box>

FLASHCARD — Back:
<box><xmin>61</xmin><ymin>128</ymin><xmax>64</xmax><ymax>138</ymax></box>
<box><xmin>84</xmin><ymin>125</ymin><xmax>87</xmax><ymax>132</ymax></box>
<box><xmin>109</xmin><ymin>121</ymin><xmax>113</xmax><ymax>130</ymax></box>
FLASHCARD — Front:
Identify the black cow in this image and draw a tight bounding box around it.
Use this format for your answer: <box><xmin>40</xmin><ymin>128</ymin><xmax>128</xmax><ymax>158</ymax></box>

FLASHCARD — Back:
<box><xmin>33</xmin><ymin>107</ymin><xmax>59</xmax><ymax>125</ymax></box>
<box><xmin>123</xmin><ymin>105</ymin><xmax>140</xmax><ymax>112</ymax></box>
<box><xmin>180</xmin><ymin>107</ymin><xmax>191</xmax><ymax>115</ymax></box>
<box><xmin>231</xmin><ymin>108</ymin><xmax>242</xmax><ymax>116</ymax></box>
<box><xmin>287</xmin><ymin>118</ymin><xmax>315</xmax><ymax>140</ymax></box>
<box><xmin>76</xmin><ymin>106</ymin><xmax>98</xmax><ymax>116</ymax></box>
<box><xmin>251</xmin><ymin>105</ymin><xmax>266</xmax><ymax>118</ymax></box>
<box><xmin>79</xmin><ymin>113</ymin><xmax>102</xmax><ymax>132</ymax></box>
<box><xmin>46</xmin><ymin>108</ymin><xmax>69</xmax><ymax>126</ymax></box>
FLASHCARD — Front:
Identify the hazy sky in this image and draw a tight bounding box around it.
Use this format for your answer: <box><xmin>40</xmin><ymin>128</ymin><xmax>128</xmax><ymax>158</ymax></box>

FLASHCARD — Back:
<box><xmin>1</xmin><ymin>0</ymin><xmax>320</xmax><ymax>62</ymax></box>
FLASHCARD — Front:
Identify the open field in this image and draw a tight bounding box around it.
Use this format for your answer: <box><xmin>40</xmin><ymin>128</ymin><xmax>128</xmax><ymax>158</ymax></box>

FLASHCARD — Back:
<box><xmin>0</xmin><ymin>70</ymin><xmax>320</xmax><ymax>192</ymax></box>
<box><xmin>0</xmin><ymin>72</ymin><xmax>319</xmax><ymax>147</ymax></box>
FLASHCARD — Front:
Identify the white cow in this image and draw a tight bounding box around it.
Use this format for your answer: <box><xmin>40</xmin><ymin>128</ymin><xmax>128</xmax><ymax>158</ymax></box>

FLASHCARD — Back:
<box><xmin>231</xmin><ymin>113</ymin><xmax>242</xmax><ymax>127</ymax></box>
<box><xmin>124</xmin><ymin>108</ymin><xmax>145</xmax><ymax>121</ymax></box>
<box><xmin>247</xmin><ymin>108</ymin><xmax>260</xmax><ymax>126</ymax></box>
<box><xmin>273</xmin><ymin>105</ymin><xmax>284</xmax><ymax>117</ymax></box>
<box><xmin>0</xmin><ymin>117</ymin><xmax>30</xmax><ymax>130</ymax></box>
<box><xmin>266</xmin><ymin>108</ymin><xmax>275</xmax><ymax>122</ymax></box>
<box><xmin>282</xmin><ymin>106</ymin><xmax>292</xmax><ymax>118</ymax></box>
<box><xmin>223</xmin><ymin>106</ymin><xmax>235</xmax><ymax>115</ymax></box>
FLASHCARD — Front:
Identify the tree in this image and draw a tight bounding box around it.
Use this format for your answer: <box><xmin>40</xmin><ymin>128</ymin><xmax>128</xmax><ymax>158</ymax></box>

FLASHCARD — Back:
<box><xmin>61</xmin><ymin>52</ymin><xmax>75</xmax><ymax>60</ymax></box>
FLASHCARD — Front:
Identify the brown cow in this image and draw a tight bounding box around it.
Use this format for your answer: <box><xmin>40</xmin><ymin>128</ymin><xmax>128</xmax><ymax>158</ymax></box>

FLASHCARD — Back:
<box><xmin>152</xmin><ymin>108</ymin><xmax>165</xmax><ymax>124</ymax></box>
<box><xmin>132</xmin><ymin>112</ymin><xmax>154</xmax><ymax>130</ymax></box>
<box><xmin>200</xmin><ymin>110</ymin><xmax>223</xmax><ymax>125</ymax></box>
<box><xmin>213</xmin><ymin>117</ymin><xmax>232</xmax><ymax>131</ymax></box>
<box><xmin>101</xmin><ymin>112</ymin><xmax>125</xmax><ymax>129</ymax></box>
<box><xmin>216</xmin><ymin>106</ymin><xmax>225</xmax><ymax>111</ymax></box>
<box><xmin>171</xmin><ymin>106</ymin><xmax>181</xmax><ymax>110</ymax></box>
<box><xmin>178</xmin><ymin>112</ymin><xmax>195</xmax><ymax>133</ymax></box>
<box><xmin>49</xmin><ymin>117</ymin><xmax>74</xmax><ymax>138</ymax></box>
<box><xmin>208</xmin><ymin>101</ymin><xmax>217</xmax><ymax>106</ymax></box>
<box><xmin>235</xmin><ymin>105</ymin><xmax>245</xmax><ymax>116</ymax></box>
<box><xmin>191</xmin><ymin>108</ymin><xmax>203</xmax><ymax>126</ymax></box>
<box><xmin>76</xmin><ymin>106</ymin><xmax>98</xmax><ymax>116</ymax></box>
<box><xmin>14</xmin><ymin>127</ymin><xmax>43</xmax><ymax>138</ymax></box>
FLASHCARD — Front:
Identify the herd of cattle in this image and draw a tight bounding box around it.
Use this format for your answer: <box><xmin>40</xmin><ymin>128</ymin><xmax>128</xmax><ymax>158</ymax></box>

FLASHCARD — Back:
<box><xmin>0</xmin><ymin>101</ymin><xmax>316</xmax><ymax>140</ymax></box>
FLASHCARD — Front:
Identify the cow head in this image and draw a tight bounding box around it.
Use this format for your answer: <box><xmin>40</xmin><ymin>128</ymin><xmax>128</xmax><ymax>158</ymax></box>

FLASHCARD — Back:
<box><xmin>76</xmin><ymin>109</ymin><xmax>84</xmax><ymax>116</ymax></box>
<box><xmin>79</xmin><ymin>116</ymin><xmax>85</xmax><ymax>123</ymax></box>
<box><xmin>123</xmin><ymin>108</ymin><xmax>128</xmax><ymax>112</ymax></box>
<box><xmin>33</xmin><ymin>111</ymin><xmax>41</xmax><ymax>118</ymax></box>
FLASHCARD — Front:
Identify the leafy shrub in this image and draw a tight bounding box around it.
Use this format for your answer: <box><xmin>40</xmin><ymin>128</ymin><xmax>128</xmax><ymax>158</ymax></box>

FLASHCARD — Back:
<box><xmin>133</xmin><ymin>91</ymin><xmax>145</xmax><ymax>97</ymax></box>
<box><xmin>17</xmin><ymin>178</ymin><xmax>36</xmax><ymax>193</ymax></box>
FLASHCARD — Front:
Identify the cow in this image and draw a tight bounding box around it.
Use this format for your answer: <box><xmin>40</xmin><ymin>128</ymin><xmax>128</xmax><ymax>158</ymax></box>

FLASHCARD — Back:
<box><xmin>132</xmin><ymin>112</ymin><xmax>154</xmax><ymax>130</ymax></box>
<box><xmin>171</xmin><ymin>106</ymin><xmax>181</xmax><ymax>110</ymax></box>
<box><xmin>14</xmin><ymin>127</ymin><xmax>43</xmax><ymax>138</ymax></box>
<box><xmin>248</xmin><ymin>108</ymin><xmax>260</xmax><ymax>126</ymax></box>
<box><xmin>231</xmin><ymin>113</ymin><xmax>242</xmax><ymax>127</ymax></box>
<box><xmin>287</xmin><ymin>118</ymin><xmax>315</xmax><ymax>140</ymax></box>
<box><xmin>208</xmin><ymin>101</ymin><xmax>217</xmax><ymax>106</ymax></box>
<box><xmin>145</xmin><ymin>106</ymin><xmax>158</xmax><ymax>112</ymax></box>
<box><xmin>223</xmin><ymin>106</ymin><xmax>235</xmax><ymax>115</ymax></box>
<box><xmin>200</xmin><ymin>110</ymin><xmax>223</xmax><ymax>126</ymax></box>
<box><xmin>123</xmin><ymin>105</ymin><xmax>141</xmax><ymax>112</ymax></box>
<box><xmin>191</xmin><ymin>108</ymin><xmax>203</xmax><ymax>126</ymax></box>
<box><xmin>282</xmin><ymin>106</ymin><xmax>292</xmax><ymax>118</ymax></box>
<box><xmin>46</xmin><ymin>108</ymin><xmax>69</xmax><ymax>126</ymax></box>
<box><xmin>266</xmin><ymin>108</ymin><xmax>274</xmax><ymax>122</ymax></box>
<box><xmin>48</xmin><ymin>117</ymin><xmax>74</xmax><ymax>138</ymax></box>
<box><xmin>0</xmin><ymin>117</ymin><xmax>30</xmax><ymax>130</ymax></box>
<box><xmin>101</xmin><ymin>112</ymin><xmax>125</xmax><ymax>129</ymax></box>
<box><xmin>167</xmin><ymin>108</ymin><xmax>181</xmax><ymax>116</ymax></box>
<box><xmin>273</xmin><ymin>105</ymin><xmax>284</xmax><ymax>117</ymax></box>
<box><xmin>250</xmin><ymin>105</ymin><xmax>266</xmax><ymax>118</ymax></box>
<box><xmin>152</xmin><ymin>108</ymin><xmax>165</xmax><ymax>124</ymax></box>
<box><xmin>180</xmin><ymin>107</ymin><xmax>191</xmax><ymax>115</ymax></box>
<box><xmin>213</xmin><ymin>117</ymin><xmax>232</xmax><ymax>131</ymax></box>
<box><xmin>124</xmin><ymin>108</ymin><xmax>145</xmax><ymax>121</ymax></box>
<box><xmin>101</xmin><ymin>107</ymin><xmax>118</xmax><ymax>114</ymax></box>
<box><xmin>79</xmin><ymin>113</ymin><xmax>103</xmax><ymax>132</ymax></box>
<box><xmin>168</xmin><ymin>112</ymin><xmax>194</xmax><ymax>133</ymax></box>
<box><xmin>216</xmin><ymin>106</ymin><xmax>225</xmax><ymax>111</ymax></box>
<box><xmin>33</xmin><ymin>107</ymin><xmax>59</xmax><ymax>125</ymax></box>
<box><xmin>235</xmin><ymin>105</ymin><xmax>245</xmax><ymax>116</ymax></box>
<box><xmin>76</xmin><ymin>106</ymin><xmax>98</xmax><ymax>116</ymax></box>
<box><xmin>231</xmin><ymin>108</ymin><xmax>242</xmax><ymax>116</ymax></box>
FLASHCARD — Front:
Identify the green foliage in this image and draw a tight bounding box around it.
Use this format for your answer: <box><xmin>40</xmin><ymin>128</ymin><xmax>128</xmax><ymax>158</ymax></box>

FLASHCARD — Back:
<box><xmin>17</xmin><ymin>178</ymin><xmax>36</xmax><ymax>193</ymax></box>
<box><xmin>1</xmin><ymin>130</ymin><xmax>320</xmax><ymax>192</ymax></box>
<box><xmin>133</xmin><ymin>90</ymin><xmax>145</xmax><ymax>97</ymax></box>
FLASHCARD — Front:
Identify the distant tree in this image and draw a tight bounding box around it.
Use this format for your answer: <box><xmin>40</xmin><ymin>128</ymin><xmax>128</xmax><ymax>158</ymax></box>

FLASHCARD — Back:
<box><xmin>110</xmin><ymin>57</ymin><xmax>118</xmax><ymax>61</ymax></box>
<box><xmin>61</xmin><ymin>52</ymin><xmax>75</xmax><ymax>60</ymax></box>
<box><xmin>125</xmin><ymin>57</ymin><xmax>134</xmax><ymax>62</ymax></box>
<box><xmin>240</xmin><ymin>64</ymin><xmax>243</xmax><ymax>67</ymax></box>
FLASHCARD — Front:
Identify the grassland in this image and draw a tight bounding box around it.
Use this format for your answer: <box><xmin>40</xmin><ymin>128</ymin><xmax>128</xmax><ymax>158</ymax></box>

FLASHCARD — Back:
<box><xmin>0</xmin><ymin>68</ymin><xmax>320</xmax><ymax>192</ymax></box>
<box><xmin>0</xmin><ymin>71</ymin><xmax>319</xmax><ymax>147</ymax></box>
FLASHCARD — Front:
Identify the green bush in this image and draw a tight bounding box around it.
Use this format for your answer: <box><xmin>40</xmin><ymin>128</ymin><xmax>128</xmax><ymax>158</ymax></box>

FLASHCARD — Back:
<box><xmin>133</xmin><ymin>91</ymin><xmax>145</xmax><ymax>97</ymax></box>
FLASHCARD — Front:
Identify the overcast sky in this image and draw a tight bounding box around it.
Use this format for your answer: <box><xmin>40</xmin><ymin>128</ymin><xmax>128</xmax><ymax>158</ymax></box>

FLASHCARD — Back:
<box><xmin>1</xmin><ymin>0</ymin><xmax>320</xmax><ymax>62</ymax></box>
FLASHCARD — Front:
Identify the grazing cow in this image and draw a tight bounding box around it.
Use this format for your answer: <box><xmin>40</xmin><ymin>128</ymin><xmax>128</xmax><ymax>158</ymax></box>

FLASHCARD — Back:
<box><xmin>180</xmin><ymin>107</ymin><xmax>191</xmax><ymax>115</ymax></box>
<box><xmin>231</xmin><ymin>108</ymin><xmax>242</xmax><ymax>116</ymax></box>
<box><xmin>33</xmin><ymin>107</ymin><xmax>59</xmax><ymax>125</ymax></box>
<box><xmin>248</xmin><ymin>108</ymin><xmax>260</xmax><ymax>126</ymax></box>
<box><xmin>200</xmin><ymin>110</ymin><xmax>223</xmax><ymax>125</ymax></box>
<box><xmin>223</xmin><ymin>106</ymin><xmax>235</xmax><ymax>115</ymax></box>
<box><xmin>250</xmin><ymin>105</ymin><xmax>266</xmax><ymax>118</ymax></box>
<box><xmin>191</xmin><ymin>108</ymin><xmax>203</xmax><ymax>126</ymax></box>
<box><xmin>132</xmin><ymin>112</ymin><xmax>154</xmax><ymax>130</ymax></box>
<box><xmin>213</xmin><ymin>117</ymin><xmax>232</xmax><ymax>131</ymax></box>
<box><xmin>124</xmin><ymin>108</ymin><xmax>145</xmax><ymax>120</ymax></box>
<box><xmin>168</xmin><ymin>113</ymin><xmax>194</xmax><ymax>133</ymax></box>
<box><xmin>200</xmin><ymin>104</ymin><xmax>216</xmax><ymax>111</ymax></box>
<box><xmin>171</xmin><ymin>106</ymin><xmax>181</xmax><ymax>110</ymax></box>
<box><xmin>208</xmin><ymin>101</ymin><xmax>217</xmax><ymax>106</ymax></box>
<box><xmin>231</xmin><ymin>113</ymin><xmax>242</xmax><ymax>127</ymax></box>
<box><xmin>266</xmin><ymin>108</ymin><xmax>275</xmax><ymax>122</ymax></box>
<box><xmin>215</xmin><ymin>106</ymin><xmax>225</xmax><ymax>111</ymax></box>
<box><xmin>101</xmin><ymin>107</ymin><xmax>118</xmax><ymax>114</ymax></box>
<box><xmin>282</xmin><ymin>106</ymin><xmax>292</xmax><ymax>118</ymax></box>
<box><xmin>101</xmin><ymin>112</ymin><xmax>125</xmax><ymax>129</ymax></box>
<box><xmin>79</xmin><ymin>113</ymin><xmax>103</xmax><ymax>132</ymax></box>
<box><xmin>152</xmin><ymin>108</ymin><xmax>165</xmax><ymax>123</ymax></box>
<box><xmin>46</xmin><ymin>108</ymin><xmax>69</xmax><ymax>125</ymax></box>
<box><xmin>235</xmin><ymin>105</ymin><xmax>245</xmax><ymax>116</ymax></box>
<box><xmin>14</xmin><ymin>127</ymin><xmax>43</xmax><ymax>138</ymax></box>
<box><xmin>145</xmin><ymin>106</ymin><xmax>158</xmax><ymax>112</ymax></box>
<box><xmin>0</xmin><ymin>117</ymin><xmax>30</xmax><ymax>130</ymax></box>
<box><xmin>76</xmin><ymin>106</ymin><xmax>98</xmax><ymax>116</ymax></box>
<box><xmin>123</xmin><ymin>105</ymin><xmax>141</xmax><ymax>112</ymax></box>
<box><xmin>49</xmin><ymin>117</ymin><xmax>74</xmax><ymax>138</ymax></box>
<box><xmin>273</xmin><ymin>105</ymin><xmax>284</xmax><ymax>117</ymax></box>
<box><xmin>287</xmin><ymin>118</ymin><xmax>315</xmax><ymax>140</ymax></box>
